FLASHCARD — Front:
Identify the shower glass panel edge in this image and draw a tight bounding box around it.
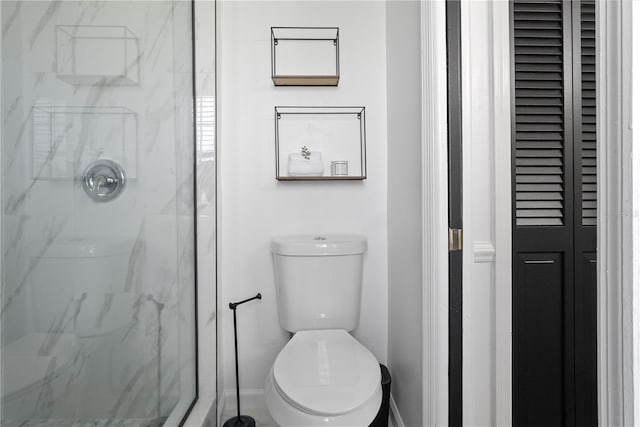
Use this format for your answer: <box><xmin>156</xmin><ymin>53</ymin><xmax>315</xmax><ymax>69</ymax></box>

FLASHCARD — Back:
<box><xmin>0</xmin><ymin>1</ymin><xmax>199</xmax><ymax>425</ymax></box>
<box><xmin>0</xmin><ymin>1</ymin><xmax>4</xmax><ymax>423</ymax></box>
<box><xmin>185</xmin><ymin>0</ymin><xmax>218</xmax><ymax>425</ymax></box>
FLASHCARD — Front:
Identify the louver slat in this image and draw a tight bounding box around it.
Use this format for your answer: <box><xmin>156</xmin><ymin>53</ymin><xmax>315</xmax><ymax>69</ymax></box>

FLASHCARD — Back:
<box><xmin>514</xmin><ymin>0</ymin><xmax>565</xmax><ymax>226</ymax></box>
<box><xmin>581</xmin><ymin>0</ymin><xmax>597</xmax><ymax>226</ymax></box>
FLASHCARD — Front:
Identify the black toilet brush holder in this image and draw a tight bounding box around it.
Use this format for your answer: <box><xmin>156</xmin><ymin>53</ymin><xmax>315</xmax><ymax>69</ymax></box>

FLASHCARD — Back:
<box><xmin>223</xmin><ymin>293</ymin><xmax>262</xmax><ymax>427</ymax></box>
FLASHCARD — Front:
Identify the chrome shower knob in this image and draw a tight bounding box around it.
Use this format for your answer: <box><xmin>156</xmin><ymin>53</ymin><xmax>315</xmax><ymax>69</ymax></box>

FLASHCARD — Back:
<box><xmin>82</xmin><ymin>159</ymin><xmax>127</xmax><ymax>202</ymax></box>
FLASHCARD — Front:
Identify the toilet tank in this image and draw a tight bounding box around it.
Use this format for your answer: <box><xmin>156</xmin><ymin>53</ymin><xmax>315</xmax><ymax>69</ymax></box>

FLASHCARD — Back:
<box><xmin>271</xmin><ymin>235</ymin><xmax>367</xmax><ymax>332</ymax></box>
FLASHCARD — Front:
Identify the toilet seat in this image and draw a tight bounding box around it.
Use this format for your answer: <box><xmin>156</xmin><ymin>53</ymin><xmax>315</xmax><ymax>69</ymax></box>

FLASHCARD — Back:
<box><xmin>272</xmin><ymin>329</ymin><xmax>381</xmax><ymax>417</ymax></box>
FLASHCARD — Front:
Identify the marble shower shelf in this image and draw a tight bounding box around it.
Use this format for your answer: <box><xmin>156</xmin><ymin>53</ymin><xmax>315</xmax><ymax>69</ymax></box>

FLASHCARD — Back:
<box><xmin>31</xmin><ymin>105</ymin><xmax>138</xmax><ymax>180</ymax></box>
<box><xmin>56</xmin><ymin>25</ymin><xmax>140</xmax><ymax>86</ymax></box>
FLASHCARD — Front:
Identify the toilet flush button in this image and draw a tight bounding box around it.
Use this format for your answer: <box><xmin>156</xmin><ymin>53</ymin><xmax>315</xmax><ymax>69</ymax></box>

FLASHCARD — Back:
<box><xmin>314</xmin><ymin>236</ymin><xmax>327</xmax><ymax>241</ymax></box>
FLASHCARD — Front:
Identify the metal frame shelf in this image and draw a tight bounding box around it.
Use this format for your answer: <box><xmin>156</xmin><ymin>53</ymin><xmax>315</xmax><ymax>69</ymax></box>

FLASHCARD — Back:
<box><xmin>271</xmin><ymin>27</ymin><xmax>340</xmax><ymax>86</ymax></box>
<box><xmin>275</xmin><ymin>106</ymin><xmax>367</xmax><ymax>181</ymax></box>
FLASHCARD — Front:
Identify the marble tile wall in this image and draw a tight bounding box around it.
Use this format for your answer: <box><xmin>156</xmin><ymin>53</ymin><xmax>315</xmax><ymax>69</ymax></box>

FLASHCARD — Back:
<box><xmin>1</xmin><ymin>1</ymin><xmax>200</xmax><ymax>424</ymax></box>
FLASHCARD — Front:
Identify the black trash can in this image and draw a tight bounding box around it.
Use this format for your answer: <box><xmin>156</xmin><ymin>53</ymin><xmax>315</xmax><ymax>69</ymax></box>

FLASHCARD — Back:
<box><xmin>369</xmin><ymin>364</ymin><xmax>391</xmax><ymax>427</ymax></box>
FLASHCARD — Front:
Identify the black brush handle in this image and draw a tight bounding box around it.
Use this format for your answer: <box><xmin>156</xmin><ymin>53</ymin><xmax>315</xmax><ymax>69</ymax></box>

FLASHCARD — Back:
<box><xmin>229</xmin><ymin>293</ymin><xmax>262</xmax><ymax>310</ymax></box>
<box><xmin>228</xmin><ymin>292</ymin><xmax>262</xmax><ymax>420</ymax></box>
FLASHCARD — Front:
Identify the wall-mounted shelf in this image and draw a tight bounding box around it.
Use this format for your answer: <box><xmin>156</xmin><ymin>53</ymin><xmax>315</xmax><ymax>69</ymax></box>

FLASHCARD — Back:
<box><xmin>271</xmin><ymin>27</ymin><xmax>340</xmax><ymax>86</ymax></box>
<box><xmin>275</xmin><ymin>106</ymin><xmax>366</xmax><ymax>181</ymax></box>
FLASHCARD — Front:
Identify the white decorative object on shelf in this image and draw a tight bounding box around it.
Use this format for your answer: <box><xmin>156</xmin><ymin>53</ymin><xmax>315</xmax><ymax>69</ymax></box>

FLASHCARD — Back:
<box><xmin>287</xmin><ymin>150</ymin><xmax>324</xmax><ymax>176</ymax></box>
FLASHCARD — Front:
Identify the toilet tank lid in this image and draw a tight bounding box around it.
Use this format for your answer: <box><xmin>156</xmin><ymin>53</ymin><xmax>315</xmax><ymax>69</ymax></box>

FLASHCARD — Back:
<box><xmin>271</xmin><ymin>234</ymin><xmax>367</xmax><ymax>256</ymax></box>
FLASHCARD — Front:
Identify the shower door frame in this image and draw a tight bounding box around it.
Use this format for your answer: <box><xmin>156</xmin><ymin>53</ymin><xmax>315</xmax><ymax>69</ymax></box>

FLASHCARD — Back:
<box><xmin>180</xmin><ymin>0</ymin><xmax>201</xmax><ymax>423</ymax></box>
<box><xmin>183</xmin><ymin>0</ymin><xmax>218</xmax><ymax>425</ymax></box>
<box><xmin>0</xmin><ymin>2</ymin><xmax>4</xmax><ymax>420</ymax></box>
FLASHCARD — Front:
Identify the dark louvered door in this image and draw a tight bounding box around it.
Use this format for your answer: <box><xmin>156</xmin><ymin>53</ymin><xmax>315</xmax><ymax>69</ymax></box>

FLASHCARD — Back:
<box><xmin>512</xmin><ymin>1</ymin><xmax>575</xmax><ymax>425</ymax></box>
<box><xmin>446</xmin><ymin>2</ymin><xmax>463</xmax><ymax>427</ymax></box>
<box><xmin>511</xmin><ymin>1</ymin><xmax>596</xmax><ymax>426</ymax></box>
<box><xmin>572</xmin><ymin>1</ymin><xmax>597</xmax><ymax>425</ymax></box>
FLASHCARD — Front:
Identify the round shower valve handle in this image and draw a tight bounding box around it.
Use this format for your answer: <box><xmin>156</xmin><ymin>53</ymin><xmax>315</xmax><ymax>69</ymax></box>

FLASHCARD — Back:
<box><xmin>83</xmin><ymin>159</ymin><xmax>127</xmax><ymax>202</ymax></box>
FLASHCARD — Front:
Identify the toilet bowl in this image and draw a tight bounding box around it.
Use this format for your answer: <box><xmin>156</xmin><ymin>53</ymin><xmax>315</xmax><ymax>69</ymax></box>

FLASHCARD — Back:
<box><xmin>265</xmin><ymin>329</ymin><xmax>382</xmax><ymax>426</ymax></box>
<box><xmin>267</xmin><ymin>235</ymin><xmax>381</xmax><ymax>426</ymax></box>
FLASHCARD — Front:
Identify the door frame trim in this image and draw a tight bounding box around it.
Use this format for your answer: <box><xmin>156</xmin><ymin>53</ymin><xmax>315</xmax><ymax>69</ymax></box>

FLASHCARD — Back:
<box><xmin>490</xmin><ymin>0</ymin><xmax>513</xmax><ymax>425</ymax></box>
<box><xmin>597</xmin><ymin>1</ymin><xmax>635</xmax><ymax>425</ymax></box>
<box><xmin>0</xmin><ymin>3</ymin><xmax>4</xmax><ymax>422</ymax></box>
<box><xmin>420</xmin><ymin>1</ymin><xmax>450</xmax><ymax>425</ymax></box>
<box><xmin>460</xmin><ymin>1</ymin><xmax>513</xmax><ymax>424</ymax></box>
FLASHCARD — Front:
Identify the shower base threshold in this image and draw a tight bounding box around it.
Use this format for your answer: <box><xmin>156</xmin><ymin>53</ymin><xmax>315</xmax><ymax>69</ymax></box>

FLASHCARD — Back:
<box><xmin>1</xmin><ymin>417</ymin><xmax>168</xmax><ymax>427</ymax></box>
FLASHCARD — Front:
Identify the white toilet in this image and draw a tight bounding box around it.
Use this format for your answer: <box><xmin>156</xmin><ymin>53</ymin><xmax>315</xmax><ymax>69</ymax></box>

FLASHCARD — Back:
<box><xmin>265</xmin><ymin>235</ymin><xmax>382</xmax><ymax>426</ymax></box>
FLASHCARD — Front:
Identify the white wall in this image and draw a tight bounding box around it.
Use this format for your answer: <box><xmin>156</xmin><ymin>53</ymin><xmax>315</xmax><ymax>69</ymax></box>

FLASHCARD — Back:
<box><xmin>218</xmin><ymin>0</ymin><xmax>388</xmax><ymax>394</ymax></box>
<box><xmin>385</xmin><ymin>2</ymin><xmax>423</xmax><ymax>427</ymax></box>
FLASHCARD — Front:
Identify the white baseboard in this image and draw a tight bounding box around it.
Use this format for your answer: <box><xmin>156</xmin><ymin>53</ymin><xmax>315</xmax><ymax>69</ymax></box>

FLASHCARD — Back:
<box><xmin>389</xmin><ymin>394</ymin><xmax>406</xmax><ymax>427</ymax></box>
<box><xmin>220</xmin><ymin>388</ymin><xmax>401</xmax><ymax>427</ymax></box>
<box><xmin>219</xmin><ymin>388</ymin><xmax>267</xmax><ymax>419</ymax></box>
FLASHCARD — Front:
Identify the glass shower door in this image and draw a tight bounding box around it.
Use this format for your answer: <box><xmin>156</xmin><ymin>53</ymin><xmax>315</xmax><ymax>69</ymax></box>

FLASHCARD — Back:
<box><xmin>0</xmin><ymin>1</ymin><xmax>197</xmax><ymax>425</ymax></box>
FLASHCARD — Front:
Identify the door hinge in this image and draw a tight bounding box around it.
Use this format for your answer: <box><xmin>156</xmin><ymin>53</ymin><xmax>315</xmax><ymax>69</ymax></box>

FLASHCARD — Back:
<box><xmin>449</xmin><ymin>228</ymin><xmax>463</xmax><ymax>252</ymax></box>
